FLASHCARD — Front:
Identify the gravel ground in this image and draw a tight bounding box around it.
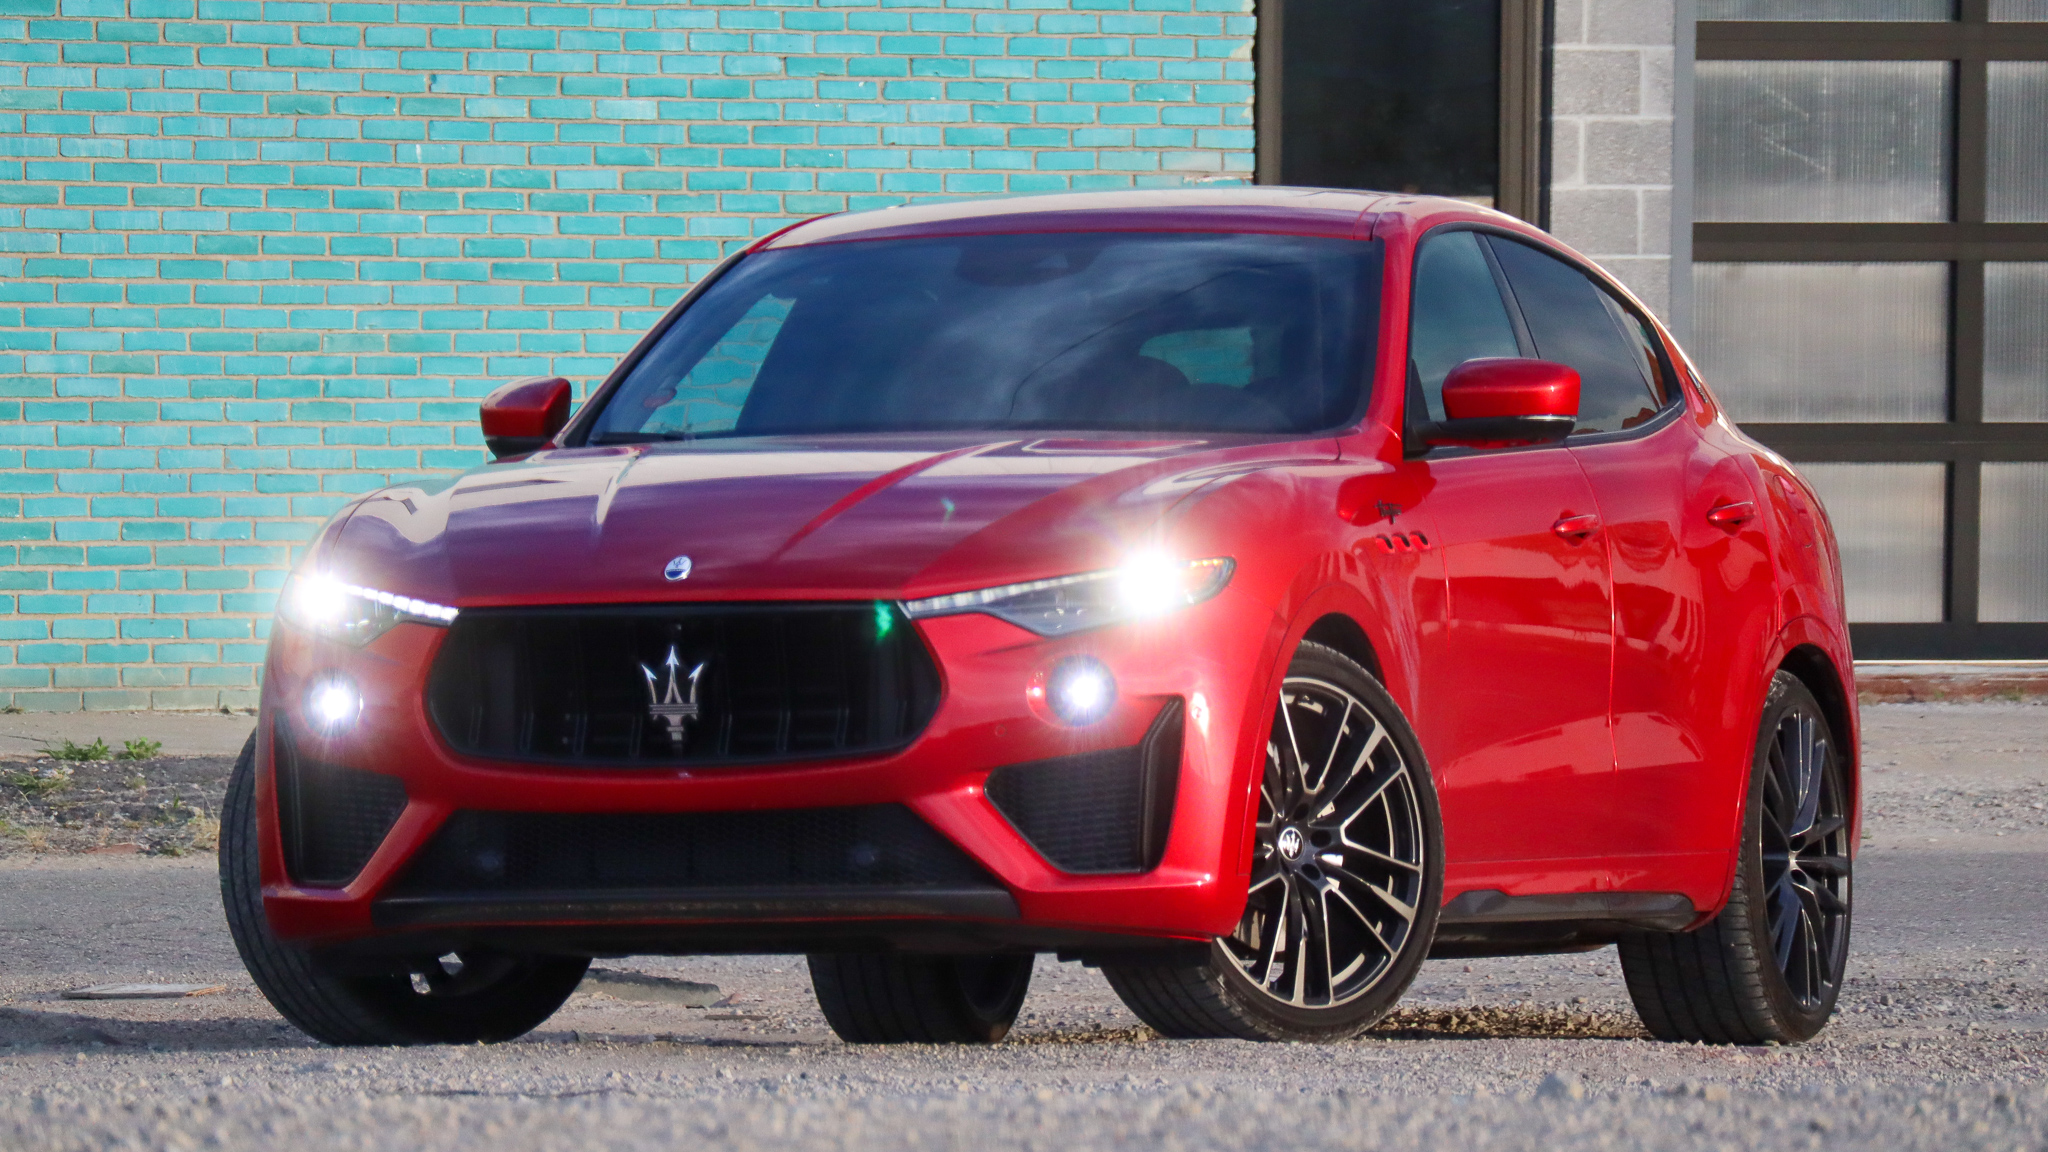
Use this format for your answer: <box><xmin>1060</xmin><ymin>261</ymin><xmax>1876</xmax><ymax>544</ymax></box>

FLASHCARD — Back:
<box><xmin>0</xmin><ymin>703</ymin><xmax>2042</xmax><ymax>1151</ymax></box>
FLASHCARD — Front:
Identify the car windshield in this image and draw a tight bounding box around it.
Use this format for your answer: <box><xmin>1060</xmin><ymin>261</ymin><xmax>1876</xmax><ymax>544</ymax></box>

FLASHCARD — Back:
<box><xmin>584</xmin><ymin>231</ymin><xmax>1383</xmax><ymax>442</ymax></box>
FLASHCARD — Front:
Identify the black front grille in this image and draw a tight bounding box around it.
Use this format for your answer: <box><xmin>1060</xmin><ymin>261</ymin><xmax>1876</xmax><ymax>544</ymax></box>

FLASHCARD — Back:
<box><xmin>427</xmin><ymin>603</ymin><xmax>941</xmax><ymax>766</ymax></box>
<box><xmin>984</xmin><ymin>698</ymin><xmax>1184</xmax><ymax>874</ymax></box>
<box><xmin>274</xmin><ymin>723</ymin><xmax>409</xmax><ymax>888</ymax></box>
<box><xmin>385</xmin><ymin>804</ymin><xmax>999</xmax><ymax>896</ymax></box>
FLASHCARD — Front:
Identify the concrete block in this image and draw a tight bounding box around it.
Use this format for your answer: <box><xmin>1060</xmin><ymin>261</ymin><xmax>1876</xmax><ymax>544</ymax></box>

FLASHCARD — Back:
<box><xmin>1551</xmin><ymin>187</ymin><xmax>1645</xmax><ymax>255</ymax></box>
<box><xmin>1553</xmin><ymin>49</ymin><xmax>1644</xmax><ymax>117</ymax></box>
<box><xmin>1582</xmin><ymin>118</ymin><xmax>1673</xmax><ymax>187</ymax></box>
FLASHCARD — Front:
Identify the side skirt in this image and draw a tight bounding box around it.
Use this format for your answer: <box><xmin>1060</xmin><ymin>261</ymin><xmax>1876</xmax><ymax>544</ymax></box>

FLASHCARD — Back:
<box><xmin>1429</xmin><ymin>889</ymin><xmax>1697</xmax><ymax>958</ymax></box>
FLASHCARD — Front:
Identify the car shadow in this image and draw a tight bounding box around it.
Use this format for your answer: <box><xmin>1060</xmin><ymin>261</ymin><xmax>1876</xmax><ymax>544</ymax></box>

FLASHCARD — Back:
<box><xmin>0</xmin><ymin>1005</ymin><xmax>316</xmax><ymax>1054</ymax></box>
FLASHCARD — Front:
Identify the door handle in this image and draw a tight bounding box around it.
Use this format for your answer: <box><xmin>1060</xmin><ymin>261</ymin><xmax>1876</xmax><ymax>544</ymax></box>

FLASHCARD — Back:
<box><xmin>1706</xmin><ymin>500</ymin><xmax>1756</xmax><ymax>530</ymax></box>
<box><xmin>1552</xmin><ymin>513</ymin><xmax>1600</xmax><ymax>543</ymax></box>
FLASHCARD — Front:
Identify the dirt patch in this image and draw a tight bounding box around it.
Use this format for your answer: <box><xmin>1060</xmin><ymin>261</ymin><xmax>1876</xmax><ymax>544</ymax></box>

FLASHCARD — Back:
<box><xmin>1369</xmin><ymin>1004</ymin><xmax>1650</xmax><ymax>1040</ymax></box>
<box><xmin>0</xmin><ymin>755</ymin><xmax>235</xmax><ymax>858</ymax></box>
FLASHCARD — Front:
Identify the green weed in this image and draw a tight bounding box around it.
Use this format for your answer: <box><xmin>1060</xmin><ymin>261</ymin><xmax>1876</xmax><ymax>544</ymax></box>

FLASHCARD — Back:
<box><xmin>39</xmin><ymin>737</ymin><xmax>111</xmax><ymax>762</ymax></box>
<box><xmin>116</xmin><ymin>738</ymin><xmax>162</xmax><ymax>761</ymax></box>
<box><xmin>4</xmin><ymin>765</ymin><xmax>75</xmax><ymax>798</ymax></box>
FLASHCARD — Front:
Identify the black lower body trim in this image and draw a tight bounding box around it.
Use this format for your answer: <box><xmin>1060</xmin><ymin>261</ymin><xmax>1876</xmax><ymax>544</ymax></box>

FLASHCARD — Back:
<box><xmin>372</xmin><ymin>885</ymin><xmax>1019</xmax><ymax>929</ymax></box>
<box><xmin>1430</xmin><ymin>890</ymin><xmax>1698</xmax><ymax>957</ymax></box>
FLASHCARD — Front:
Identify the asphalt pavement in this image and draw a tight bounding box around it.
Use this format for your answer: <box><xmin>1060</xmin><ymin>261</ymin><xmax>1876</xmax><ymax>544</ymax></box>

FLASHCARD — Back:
<box><xmin>0</xmin><ymin>702</ymin><xmax>2043</xmax><ymax>1151</ymax></box>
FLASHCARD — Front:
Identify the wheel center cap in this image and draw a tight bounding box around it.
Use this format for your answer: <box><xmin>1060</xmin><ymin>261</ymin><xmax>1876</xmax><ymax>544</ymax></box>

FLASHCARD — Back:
<box><xmin>1276</xmin><ymin>826</ymin><xmax>1305</xmax><ymax>862</ymax></box>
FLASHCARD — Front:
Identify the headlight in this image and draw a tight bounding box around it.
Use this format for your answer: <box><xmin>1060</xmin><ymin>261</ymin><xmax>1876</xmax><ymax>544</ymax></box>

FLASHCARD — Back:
<box><xmin>902</xmin><ymin>554</ymin><xmax>1233</xmax><ymax>637</ymax></box>
<box><xmin>278</xmin><ymin>572</ymin><xmax>460</xmax><ymax>646</ymax></box>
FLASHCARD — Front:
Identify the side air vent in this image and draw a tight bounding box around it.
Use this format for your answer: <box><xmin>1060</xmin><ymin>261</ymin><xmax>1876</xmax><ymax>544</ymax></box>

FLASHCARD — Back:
<box><xmin>984</xmin><ymin>698</ymin><xmax>1184</xmax><ymax>874</ymax></box>
<box><xmin>273</xmin><ymin>723</ymin><xmax>409</xmax><ymax>888</ymax></box>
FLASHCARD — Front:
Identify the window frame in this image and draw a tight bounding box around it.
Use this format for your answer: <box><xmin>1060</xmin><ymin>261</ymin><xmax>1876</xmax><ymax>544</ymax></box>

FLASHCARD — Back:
<box><xmin>1401</xmin><ymin>221</ymin><xmax>1688</xmax><ymax>458</ymax></box>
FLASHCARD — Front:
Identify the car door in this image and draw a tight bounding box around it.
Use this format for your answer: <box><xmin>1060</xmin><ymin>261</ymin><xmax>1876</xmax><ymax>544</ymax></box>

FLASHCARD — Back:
<box><xmin>1487</xmin><ymin>236</ymin><xmax>1776</xmax><ymax>866</ymax></box>
<box><xmin>1400</xmin><ymin>229</ymin><xmax>1619</xmax><ymax>868</ymax></box>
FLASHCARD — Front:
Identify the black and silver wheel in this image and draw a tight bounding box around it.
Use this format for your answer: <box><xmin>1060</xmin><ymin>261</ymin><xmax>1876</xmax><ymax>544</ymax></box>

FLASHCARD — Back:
<box><xmin>808</xmin><ymin>952</ymin><xmax>1034</xmax><ymax>1043</ymax></box>
<box><xmin>219</xmin><ymin>732</ymin><xmax>589</xmax><ymax>1045</ymax></box>
<box><xmin>1620</xmin><ymin>671</ymin><xmax>1852</xmax><ymax>1044</ymax></box>
<box><xmin>1102</xmin><ymin>642</ymin><xmax>1443</xmax><ymax>1040</ymax></box>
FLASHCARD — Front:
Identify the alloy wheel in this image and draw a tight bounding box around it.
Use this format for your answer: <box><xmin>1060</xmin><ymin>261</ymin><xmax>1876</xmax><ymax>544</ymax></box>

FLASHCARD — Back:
<box><xmin>1223</xmin><ymin>675</ymin><xmax>1427</xmax><ymax>1009</ymax></box>
<box><xmin>1759</xmin><ymin>704</ymin><xmax>1851</xmax><ymax>1011</ymax></box>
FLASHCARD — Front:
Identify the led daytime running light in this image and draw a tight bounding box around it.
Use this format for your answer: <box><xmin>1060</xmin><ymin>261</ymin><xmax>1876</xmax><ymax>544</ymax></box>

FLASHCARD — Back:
<box><xmin>901</xmin><ymin>555</ymin><xmax>1233</xmax><ymax>637</ymax></box>
<box><xmin>329</xmin><ymin>581</ymin><xmax>460</xmax><ymax>624</ymax></box>
<box><xmin>902</xmin><ymin>572</ymin><xmax>1101</xmax><ymax>618</ymax></box>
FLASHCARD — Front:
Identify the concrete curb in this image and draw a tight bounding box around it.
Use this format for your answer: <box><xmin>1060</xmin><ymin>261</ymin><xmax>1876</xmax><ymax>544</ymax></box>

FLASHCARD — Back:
<box><xmin>1855</xmin><ymin>661</ymin><xmax>2048</xmax><ymax>704</ymax></box>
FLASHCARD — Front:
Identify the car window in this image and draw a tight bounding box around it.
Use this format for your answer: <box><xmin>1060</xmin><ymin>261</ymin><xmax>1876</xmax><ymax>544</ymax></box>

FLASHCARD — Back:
<box><xmin>637</xmin><ymin>295</ymin><xmax>792</xmax><ymax>436</ymax></box>
<box><xmin>1484</xmin><ymin>237</ymin><xmax>1669</xmax><ymax>435</ymax></box>
<box><xmin>586</xmin><ymin>232</ymin><xmax>1383</xmax><ymax>441</ymax></box>
<box><xmin>1407</xmin><ymin>230</ymin><xmax>1522</xmax><ymax>423</ymax></box>
<box><xmin>1139</xmin><ymin>327</ymin><xmax>1255</xmax><ymax>388</ymax></box>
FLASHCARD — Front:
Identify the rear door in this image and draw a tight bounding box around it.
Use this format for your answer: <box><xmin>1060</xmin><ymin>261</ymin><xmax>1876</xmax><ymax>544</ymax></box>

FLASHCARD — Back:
<box><xmin>1487</xmin><ymin>236</ymin><xmax>1775</xmax><ymax>867</ymax></box>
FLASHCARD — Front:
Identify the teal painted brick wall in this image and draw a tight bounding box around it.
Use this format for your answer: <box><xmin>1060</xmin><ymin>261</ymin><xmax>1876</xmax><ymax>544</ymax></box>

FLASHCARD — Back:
<box><xmin>0</xmin><ymin>0</ymin><xmax>1257</xmax><ymax>711</ymax></box>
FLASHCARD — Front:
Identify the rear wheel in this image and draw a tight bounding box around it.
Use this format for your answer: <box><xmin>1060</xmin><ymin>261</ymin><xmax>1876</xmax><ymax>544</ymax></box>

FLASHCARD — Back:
<box><xmin>807</xmin><ymin>952</ymin><xmax>1034</xmax><ymax>1043</ymax></box>
<box><xmin>1619</xmin><ymin>671</ymin><xmax>1852</xmax><ymax>1044</ymax></box>
<box><xmin>1102</xmin><ymin>642</ymin><xmax>1443</xmax><ymax>1041</ymax></box>
<box><xmin>219</xmin><ymin>732</ymin><xmax>589</xmax><ymax>1045</ymax></box>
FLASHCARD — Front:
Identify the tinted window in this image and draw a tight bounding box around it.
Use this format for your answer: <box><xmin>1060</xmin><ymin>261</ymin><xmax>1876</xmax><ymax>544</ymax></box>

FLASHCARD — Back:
<box><xmin>1407</xmin><ymin>230</ymin><xmax>1522</xmax><ymax>423</ymax></box>
<box><xmin>1486</xmin><ymin>238</ymin><xmax>1669</xmax><ymax>434</ymax></box>
<box><xmin>587</xmin><ymin>232</ymin><xmax>1383</xmax><ymax>441</ymax></box>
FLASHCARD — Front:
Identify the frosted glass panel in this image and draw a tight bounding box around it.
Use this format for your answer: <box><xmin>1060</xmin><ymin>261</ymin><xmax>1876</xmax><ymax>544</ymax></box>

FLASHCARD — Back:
<box><xmin>1980</xmin><ymin>464</ymin><xmax>2048</xmax><ymax>621</ymax></box>
<box><xmin>1696</xmin><ymin>61</ymin><xmax>1951</xmax><ymax>222</ymax></box>
<box><xmin>1989</xmin><ymin>63</ymin><xmax>2048</xmax><ymax>222</ymax></box>
<box><xmin>1701</xmin><ymin>0</ymin><xmax>1949</xmax><ymax>16</ymax></box>
<box><xmin>1985</xmin><ymin>263</ymin><xmax>2048</xmax><ymax>422</ymax></box>
<box><xmin>1801</xmin><ymin>463</ymin><xmax>1947</xmax><ymax>623</ymax></box>
<box><xmin>1692</xmin><ymin>263</ymin><xmax>1948</xmax><ymax>422</ymax></box>
<box><xmin>1992</xmin><ymin>0</ymin><xmax>2048</xmax><ymax>19</ymax></box>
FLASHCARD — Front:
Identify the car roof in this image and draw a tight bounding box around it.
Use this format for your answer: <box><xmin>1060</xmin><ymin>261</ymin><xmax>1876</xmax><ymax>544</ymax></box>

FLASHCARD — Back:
<box><xmin>757</xmin><ymin>186</ymin><xmax>1532</xmax><ymax>250</ymax></box>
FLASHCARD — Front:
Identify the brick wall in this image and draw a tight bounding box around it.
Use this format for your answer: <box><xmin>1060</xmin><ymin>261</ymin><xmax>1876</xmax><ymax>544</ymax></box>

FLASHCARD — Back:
<box><xmin>0</xmin><ymin>0</ymin><xmax>1256</xmax><ymax>711</ymax></box>
<box><xmin>1546</xmin><ymin>0</ymin><xmax>1676</xmax><ymax>319</ymax></box>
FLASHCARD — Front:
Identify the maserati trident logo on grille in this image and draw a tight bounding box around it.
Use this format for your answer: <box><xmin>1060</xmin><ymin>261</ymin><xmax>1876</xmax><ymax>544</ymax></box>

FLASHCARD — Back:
<box><xmin>639</xmin><ymin>645</ymin><xmax>706</xmax><ymax>736</ymax></box>
<box><xmin>663</xmin><ymin>554</ymin><xmax>693</xmax><ymax>581</ymax></box>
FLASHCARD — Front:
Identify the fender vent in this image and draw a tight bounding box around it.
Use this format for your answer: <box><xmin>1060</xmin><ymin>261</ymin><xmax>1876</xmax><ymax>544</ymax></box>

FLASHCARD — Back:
<box><xmin>984</xmin><ymin>698</ymin><xmax>1183</xmax><ymax>874</ymax></box>
<box><xmin>274</xmin><ymin>723</ymin><xmax>409</xmax><ymax>888</ymax></box>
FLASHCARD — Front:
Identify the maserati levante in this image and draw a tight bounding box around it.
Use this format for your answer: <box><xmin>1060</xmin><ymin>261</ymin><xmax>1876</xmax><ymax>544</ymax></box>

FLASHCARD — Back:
<box><xmin>220</xmin><ymin>188</ymin><xmax>1857</xmax><ymax>1047</ymax></box>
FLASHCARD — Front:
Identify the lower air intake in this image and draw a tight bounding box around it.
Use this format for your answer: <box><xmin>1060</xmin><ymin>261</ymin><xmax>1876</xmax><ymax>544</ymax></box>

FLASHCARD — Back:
<box><xmin>984</xmin><ymin>698</ymin><xmax>1184</xmax><ymax>874</ymax></box>
<box><xmin>385</xmin><ymin>804</ymin><xmax>1001</xmax><ymax>897</ymax></box>
<box><xmin>274</xmin><ymin>723</ymin><xmax>409</xmax><ymax>888</ymax></box>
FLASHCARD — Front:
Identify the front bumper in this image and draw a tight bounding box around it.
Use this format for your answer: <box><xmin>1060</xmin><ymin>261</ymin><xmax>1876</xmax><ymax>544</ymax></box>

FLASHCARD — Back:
<box><xmin>256</xmin><ymin>602</ymin><xmax>1274</xmax><ymax>955</ymax></box>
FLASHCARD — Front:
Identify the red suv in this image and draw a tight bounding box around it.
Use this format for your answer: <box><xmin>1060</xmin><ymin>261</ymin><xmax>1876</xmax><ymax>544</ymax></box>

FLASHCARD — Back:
<box><xmin>221</xmin><ymin>188</ymin><xmax>1857</xmax><ymax>1048</ymax></box>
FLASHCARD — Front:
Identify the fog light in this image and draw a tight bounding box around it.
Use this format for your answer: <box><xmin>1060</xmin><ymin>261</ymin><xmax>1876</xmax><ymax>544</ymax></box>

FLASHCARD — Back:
<box><xmin>1043</xmin><ymin>657</ymin><xmax>1116</xmax><ymax>726</ymax></box>
<box><xmin>304</xmin><ymin>676</ymin><xmax>361</xmax><ymax>735</ymax></box>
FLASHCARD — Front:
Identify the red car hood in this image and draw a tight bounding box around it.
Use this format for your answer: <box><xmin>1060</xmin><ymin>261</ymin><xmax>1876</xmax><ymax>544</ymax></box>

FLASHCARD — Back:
<box><xmin>327</xmin><ymin>434</ymin><xmax>1323</xmax><ymax>607</ymax></box>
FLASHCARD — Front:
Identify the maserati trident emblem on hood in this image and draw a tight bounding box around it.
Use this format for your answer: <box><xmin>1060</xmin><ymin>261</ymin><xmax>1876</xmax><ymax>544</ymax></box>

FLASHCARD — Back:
<box><xmin>640</xmin><ymin>645</ymin><xmax>706</xmax><ymax>737</ymax></box>
<box><xmin>663</xmin><ymin>555</ymin><xmax>693</xmax><ymax>581</ymax></box>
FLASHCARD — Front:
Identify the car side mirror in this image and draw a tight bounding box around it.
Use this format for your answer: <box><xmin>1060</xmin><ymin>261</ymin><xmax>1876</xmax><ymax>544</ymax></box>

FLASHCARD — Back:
<box><xmin>480</xmin><ymin>376</ymin><xmax>571</xmax><ymax>460</ymax></box>
<box><xmin>1412</xmin><ymin>358</ymin><xmax>1579</xmax><ymax>452</ymax></box>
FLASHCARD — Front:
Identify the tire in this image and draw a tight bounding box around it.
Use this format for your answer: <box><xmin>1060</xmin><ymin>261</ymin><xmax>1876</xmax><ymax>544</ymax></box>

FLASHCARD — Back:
<box><xmin>219</xmin><ymin>732</ymin><xmax>590</xmax><ymax>1045</ymax></box>
<box><xmin>807</xmin><ymin>953</ymin><xmax>1034</xmax><ymax>1043</ymax></box>
<box><xmin>1101</xmin><ymin>642</ymin><xmax>1444</xmax><ymax>1041</ymax></box>
<box><xmin>1619</xmin><ymin>671</ymin><xmax>1852</xmax><ymax>1045</ymax></box>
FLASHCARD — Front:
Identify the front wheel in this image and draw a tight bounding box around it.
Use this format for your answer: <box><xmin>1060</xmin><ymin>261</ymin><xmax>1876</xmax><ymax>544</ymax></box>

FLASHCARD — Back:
<box><xmin>1619</xmin><ymin>671</ymin><xmax>1853</xmax><ymax>1044</ymax></box>
<box><xmin>1102</xmin><ymin>642</ymin><xmax>1444</xmax><ymax>1041</ymax></box>
<box><xmin>219</xmin><ymin>732</ymin><xmax>590</xmax><ymax>1045</ymax></box>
